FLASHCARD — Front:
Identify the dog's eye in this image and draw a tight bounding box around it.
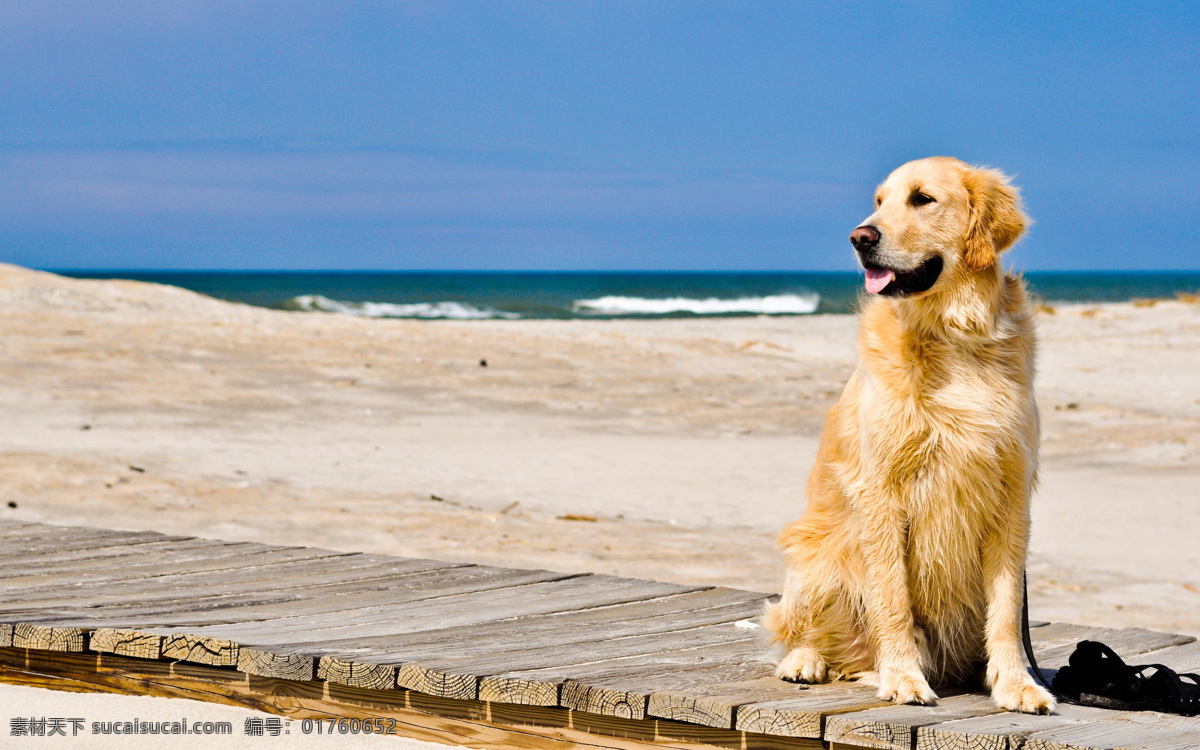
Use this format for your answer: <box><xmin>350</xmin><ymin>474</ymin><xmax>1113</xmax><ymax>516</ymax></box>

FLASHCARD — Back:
<box><xmin>874</xmin><ymin>197</ymin><xmax>882</xmax><ymax>208</ymax></box>
<box><xmin>909</xmin><ymin>192</ymin><xmax>935</xmax><ymax>207</ymax></box>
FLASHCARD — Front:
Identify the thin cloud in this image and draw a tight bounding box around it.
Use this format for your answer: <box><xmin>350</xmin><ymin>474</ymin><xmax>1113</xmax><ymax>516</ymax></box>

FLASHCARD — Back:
<box><xmin>0</xmin><ymin>149</ymin><xmax>858</xmax><ymax>223</ymax></box>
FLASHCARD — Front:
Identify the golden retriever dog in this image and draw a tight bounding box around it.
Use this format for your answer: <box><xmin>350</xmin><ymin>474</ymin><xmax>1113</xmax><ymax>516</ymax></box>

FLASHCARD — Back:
<box><xmin>764</xmin><ymin>157</ymin><xmax>1055</xmax><ymax>714</ymax></box>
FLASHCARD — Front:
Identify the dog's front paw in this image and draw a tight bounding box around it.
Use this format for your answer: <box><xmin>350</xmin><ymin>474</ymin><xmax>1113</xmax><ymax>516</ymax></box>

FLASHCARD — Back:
<box><xmin>992</xmin><ymin>677</ymin><xmax>1056</xmax><ymax>714</ymax></box>
<box><xmin>878</xmin><ymin>668</ymin><xmax>938</xmax><ymax>705</ymax></box>
<box><xmin>775</xmin><ymin>647</ymin><xmax>828</xmax><ymax>683</ymax></box>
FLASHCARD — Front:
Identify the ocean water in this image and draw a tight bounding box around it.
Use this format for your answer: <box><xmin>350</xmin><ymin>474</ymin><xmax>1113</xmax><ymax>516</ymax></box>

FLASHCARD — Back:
<box><xmin>57</xmin><ymin>270</ymin><xmax>1200</xmax><ymax>320</ymax></box>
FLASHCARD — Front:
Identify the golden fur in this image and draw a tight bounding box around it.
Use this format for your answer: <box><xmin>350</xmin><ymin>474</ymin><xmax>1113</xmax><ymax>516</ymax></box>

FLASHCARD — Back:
<box><xmin>765</xmin><ymin>157</ymin><xmax>1055</xmax><ymax>714</ymax></box>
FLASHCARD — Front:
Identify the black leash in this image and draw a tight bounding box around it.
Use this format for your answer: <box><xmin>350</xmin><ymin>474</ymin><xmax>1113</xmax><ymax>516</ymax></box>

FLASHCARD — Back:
<box><xmin>1021</xmin><ymin>571</ymin><xmax>1200</xmax><ymax>715</ymax></box>
<box><xmin>1020</xmin><ymin>572</ymin><xmax>1056</xmax><ymax>693</ymax></box>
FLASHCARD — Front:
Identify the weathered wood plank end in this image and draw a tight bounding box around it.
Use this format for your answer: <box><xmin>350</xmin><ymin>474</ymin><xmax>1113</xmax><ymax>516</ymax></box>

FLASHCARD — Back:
<box><xmin>12</xmin><ymin>624</ymin><xmax>87</xmax><ymax>653</ymax></box>
<box><xmin>478</xmin><ymin>675</ymin><xmax>560</xmax><ymax>707</ymax></box>
<box><xmin>734</xmin><ymin>700</ymin><xmax>824</xmax><ymax>739</ymax></box>
<box><xmin>561</xmin><ymin>679</ymin><xmax>648</xmax><ymax>721</ymax></box>
<box><xmin>161</xmin><ymin>633</ymin><xmax>240</xmax><ymax>667</ymax></box>
<box><xmin>646</xmin><ymin>690</ymin><xmax>735</xmax><ymax>729</ymax></box>
<box><xmin>89</xmin><ymin>628</ymin><xmax>162</xmax><ymax>660</ymax></box>
<box><xmin>317</xmin><ymin>656</ymin><xmax>398</xmax><ymax>691</ymax></box>
<box><xmin>914</xmin><ymin>702</ymin><xmax>1129</xmax><ymax>750</ymax></box>
<box><xmin>825</xmin><ymin>695</ymin><xmax>1003</xmax><ymax>750</ymax></box>
<box><xmin>236</xmin><ymin>648</ymin><xmax>315</xmax><ymax>682</ymax></box>
<box><xmin>396</xmin><ymin>663</ymin><xmax>478</xmax><ymax>701</ymax></box>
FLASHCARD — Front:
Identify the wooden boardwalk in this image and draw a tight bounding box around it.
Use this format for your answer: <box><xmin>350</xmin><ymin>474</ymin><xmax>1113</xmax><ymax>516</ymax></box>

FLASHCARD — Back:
<box><xmin>1</xmin><ymin>519</ymin><xmax>1198</xmax><ymax>749</ymax></box>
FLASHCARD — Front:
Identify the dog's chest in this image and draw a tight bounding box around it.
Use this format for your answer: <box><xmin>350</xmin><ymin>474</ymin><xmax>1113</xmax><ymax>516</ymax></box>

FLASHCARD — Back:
<box><xmin>861</xmin><ymin>341</ymin><xmax>1033</xmax><ymax>492</ymax></box>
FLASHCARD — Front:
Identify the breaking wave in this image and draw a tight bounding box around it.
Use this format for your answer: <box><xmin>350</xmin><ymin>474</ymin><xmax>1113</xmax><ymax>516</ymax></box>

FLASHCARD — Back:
<box><xmin>288</xmin><ymin>294</ymin><xmax>520</xmax><ymax>320</ymax></box>
<box><xmin>572</xmin><ymin>293</ymin><xmax>820</xmax><ymax>316</ymax></box>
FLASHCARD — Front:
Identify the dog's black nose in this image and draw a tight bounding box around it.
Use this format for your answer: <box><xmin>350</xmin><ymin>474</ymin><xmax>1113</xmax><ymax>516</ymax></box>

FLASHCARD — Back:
<box><xmin>850</xmin><ymin>225</ymin><xmax>880</xmax><ymax>252</ymax></box>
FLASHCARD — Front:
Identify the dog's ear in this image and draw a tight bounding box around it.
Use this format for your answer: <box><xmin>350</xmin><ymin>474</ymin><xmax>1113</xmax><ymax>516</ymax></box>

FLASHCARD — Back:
<box><xmin>962</xmin><ymin>167</ymin><xmax>1028</xmax><ymax>272</ymax></box>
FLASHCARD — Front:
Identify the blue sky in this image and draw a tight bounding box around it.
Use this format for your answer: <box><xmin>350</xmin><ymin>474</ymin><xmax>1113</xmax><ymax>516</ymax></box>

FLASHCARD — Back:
<box><xmin>1</xmin><ymin>1</ymin><xmax>1198</xmax><ymax>271</ymax></box>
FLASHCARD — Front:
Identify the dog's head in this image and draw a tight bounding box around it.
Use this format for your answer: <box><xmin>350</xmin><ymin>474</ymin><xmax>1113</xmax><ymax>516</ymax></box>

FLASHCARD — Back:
<box><xmin>851</xmin><ymin>157</ymin><xmax>1028</xmax><ymax>298</ymax></box>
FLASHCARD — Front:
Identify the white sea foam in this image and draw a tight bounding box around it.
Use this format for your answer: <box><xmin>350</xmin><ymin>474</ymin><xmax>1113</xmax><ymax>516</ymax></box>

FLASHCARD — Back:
<box><xmin>289</xmin><ymin>294</ymin><xmax>520</xmax><ymax>320</ymax></box>
<box><xmin>573</xmin><ymin>293</ymin><xmax>819</xmax><ymax>316</ymax></box>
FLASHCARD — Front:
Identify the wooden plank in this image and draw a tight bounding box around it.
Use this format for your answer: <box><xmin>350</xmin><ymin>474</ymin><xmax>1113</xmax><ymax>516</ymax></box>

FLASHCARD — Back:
<box><xmin>0</xmin><ymin>523</ymin><xmax>144</xmax><ymax>548</ymax></box>
<box><xmin>1029</xmin><ymin>622</ymin><xmax>1120</xmax><ymax>649</ymax></box>
<box><xmin>395</xmin><ymin>626</ymin><xmax>758</xmax><ymax>700</ymax></box>
<box><xmin>1132</xmin><ymin>639</ymin><xmax>1200</xmax><ymax>672</ymax></box>
<box><xmin>1029</xmin><ymin>624</ymin><xmax>1194</xmax><ymax>669</ymax></box>
<box><xmin>483</xmin><ymin>639</ymin><xmax>765</xmax><ymax>708</ymax></box>
<box><xmin>649</xmin><ymin>663</ymin><xmax>876</xmax><ymax>731</ymax></box>
<box><xmin>0</xmin><ymin>540</ymin><xmax>302</xmax><ymax>582</ymax></box>
<box><xmin>161</xmin><ymin>633</ymin><xmax>239</xmax><ymax>667</ymax></box>
<box><xmin>736</xmin><ymin>684</ymin><xmax>891</xmax><ymax>739</ymax></box>
<box><xmin>0</xmin><ymin>548</ymin><xmax>373</xmax><ymax>601</ymax></box>
<box><xmin>55</xmin><ymin>573</ymin><xmax>696</xmax><ymax>643</ymax></box>
<box><xmin>237</xmin><ymin>648</ymin><xmax>316</xmax><ymax>681</ymax></box>
<box><xmin>137</xmin><ymin>571</ymin><xmax>679</xmax><ymax>677</ymax></box>
<box><xmin>310</xmin><ymin>588</ymin><xmax>767</xmax><ymax>699</ymax></box>
<box><xmin>290</xmin><ymin>586</ymin><xmax>765</xmax><ymax>663</ymax></box>
<box><xmin>0</xmin><ymin>647</ymin><xmax>588</xmax><ymax>749</ymax></box>
<box><xmin>0</xmin><ymin>538</ymin><xmax>248</xmax><ymax>577</ymax></box>
<box><xmin>914</xmin><ymin>703</ymin><xmax>1130</xmax><ymax>750</ymax></box>
<box><xmin>1023</xmin><ymin>711</ymin><xmax>1200</xmax><ymax>750</ymax></box>
<box><xmin>245</xmin><ymin>575</ymin><xmax>697</xmax><ymax>639</ymax></box>
<box><xmin>832</xmin><ymin>624</ymin><xmax>1192</xmax><ymax>750</ymax></box>
<box><xmin>901</xmin><ymin>628</ymin><xmax>1200</xmax><ymax>750</ymax></box>
<box><xmin>647</xmin><ymin>676</ymin><xmax>888</xmax><ymax>732</ymax></box>
<box><xmin>6</xmin><ymin>521</ymin><xmax>1199</xmax><ymax>749</ymax></box>
<box><xmin>392</xmin><ymin>623</ymin><xmax>756</xmax><ymax>701</ymax></box>
<box><xmin>337</xmin><ymin>586</ymin><xmax>764</xmax><ymax>650</ymax></box>
<box><xmin>0</xmin><ymin>522</ymin><xmax>181</xmax><ymax>542</ymax></box>
<box><xmin>561</xmin><ymin>679</ymin><xmax>652</xmax><ymax>722</ymax></box>
<box><xmin>195</xmin><ymin>589</ymin><xmax>752</xmax><ymax>678</ymax></box>
<box><xmin>552</xmin><ymin>656</ymin><xmax>781</xmax><ymax>725</ymax></box>
<box><xmin>648</xmin><ymin>685</ymin><xmax>762</xmax><ymax>730</ymax></box>
<box><xmin>911</xmin><ymin>639</ymin><xmax>1200</xmax><ymax>750</ymax></box>
<box><xmin>0</xmin><ymin>553</ymin><xmax>469</xmax><ymax>610</ymax></box>
<box><xmin>556</xmin><ymin>653</ymin><xmax>780</xmax><ymax>720</ymax></box>
<box><xmin>317</xmin><ymin>656</ymin><xmax>398</xmax><ymax>690</ymax></box>
<box><xmin>11</xmin><ymin>623</ymin><xmax>86</xmax><ymax>652</ymax></box>
<box><xmin>0</xmin><ymin>533</ymin><xmax>193</xmax><ymax>562</ymax></box>
<box><xmin>0</xmin><ymin>529</ymin><xmax>228</xmax><ymax>559</ymax></box>
<box><xmin>477</xmin><ymin>677</ymin><xmax>566</xmax><ymax>709</ymax></box>
<box><xmin>0</xmin><ymin>528</ymin><xmax>192</xmax><ymax>556</ymax></box>
<box><xmin>0</xmin><ymin>546</ymin><xmax>454</xmax><ymax>590</ymax></box>
<box><xmin>0</xmin><ymin>647</ymin><xmax>821</xmax><ymax>750</ymax></box>
<box><xmin>0</xmin><ymin>547</ymin><xmax>368</xmax><ymax>615</ymax></box>
<box><xmin>89</xmin><ymin>628</ymin><xmax>163</xmax><ymax>659</ymax></box>
<box><xmin>397</xmin><ymin>662</ymin><xmax>480</xmax><ymax>701</ymax></box>
<box><xmin>1</xmin><ymin>566</ymin><xmax>579</xmax><ymax>631</ymax></box>
<box><xmin>825</xmin><ymin>694</ymin><xmax>999</xmax><ymax>750</ymax></box>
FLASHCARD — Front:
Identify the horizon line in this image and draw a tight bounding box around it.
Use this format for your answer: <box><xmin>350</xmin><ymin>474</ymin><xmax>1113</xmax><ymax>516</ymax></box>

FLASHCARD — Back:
<box><xmin>42</xmin><ymin>267</ymin><xmax>1200</xmax><ymax>275</ymax></box>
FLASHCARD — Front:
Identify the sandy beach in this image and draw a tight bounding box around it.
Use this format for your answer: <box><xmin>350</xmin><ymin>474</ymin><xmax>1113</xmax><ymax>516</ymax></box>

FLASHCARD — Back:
<box><xmin>1</xmin><ymin>262</ymin><xmax>1198</xmax><ymax>742</ymax></box>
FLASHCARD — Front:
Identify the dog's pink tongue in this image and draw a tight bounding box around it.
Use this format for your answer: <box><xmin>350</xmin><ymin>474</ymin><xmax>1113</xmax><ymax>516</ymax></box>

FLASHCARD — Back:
<box><xmin>865</xmin><ymin>268</ymin><xmax>894</xmax><ymax>294</ymax></box>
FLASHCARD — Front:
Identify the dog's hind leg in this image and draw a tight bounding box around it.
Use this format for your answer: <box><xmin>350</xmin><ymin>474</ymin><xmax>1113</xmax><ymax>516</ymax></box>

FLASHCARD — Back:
<box><xmin>766</xmin><ymin>518</ymin><xmax>870</xmax><ymax>683</ymax></box>
<box><xmin>769</xmin><ymin>423</ymin><xmax>874</xmax><ymax>684</ymax></box>
<box><xmin>766</xmin><ymin>574</ymin><xmax>868</xmax><ymax>683</ymax></box>
<box><xmin>775</xmin><ymin>645</ymin><xmax>827</xmax><ymax>683</ymax></box>
<box><xmin>764</xmin><ymin>587</ymin><xmax>831</xmax><ymax>684</ymax></box>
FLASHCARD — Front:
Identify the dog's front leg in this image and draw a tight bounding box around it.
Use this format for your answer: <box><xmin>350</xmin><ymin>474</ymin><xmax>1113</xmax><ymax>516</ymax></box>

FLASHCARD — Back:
<box><xmin>858</xmin><ymin>498</ymin><xmax>938</xmax><ymax>705</ymax></box>
<box><xmin>982</xmin><ymin>502</ymin><xmax>1056</xmax><ymax>714</ymax></box>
